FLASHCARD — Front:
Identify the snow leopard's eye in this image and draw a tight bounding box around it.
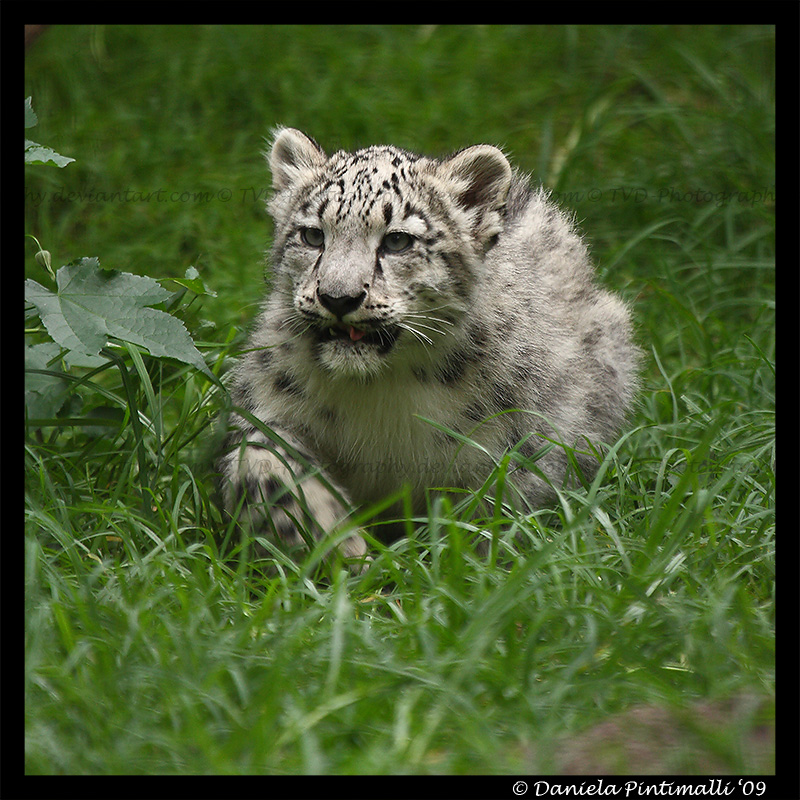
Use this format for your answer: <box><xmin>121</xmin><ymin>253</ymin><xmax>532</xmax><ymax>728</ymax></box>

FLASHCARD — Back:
<box><xmin>382</xmin><ymin>232</ymin><xmax>413</xmax><ymax>253</ymax></box>
<box><xmin>300</xmin><ymin>227</ymin><xmax>325</xmax><ymax>248</ymax></box>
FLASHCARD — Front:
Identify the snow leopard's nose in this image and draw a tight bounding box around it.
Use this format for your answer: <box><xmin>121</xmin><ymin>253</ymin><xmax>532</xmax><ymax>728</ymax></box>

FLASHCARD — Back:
<box><xmin>317</xmin><ymin>289</ymin><xmax>366</xmax><ymax>319</ymax></box>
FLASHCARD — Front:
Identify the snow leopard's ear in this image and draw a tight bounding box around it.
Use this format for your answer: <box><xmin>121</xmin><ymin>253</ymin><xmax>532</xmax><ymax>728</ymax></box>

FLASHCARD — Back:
<box><xmin>439</xmin><ymin>145</ymin><xmax>512</xmax><ymax>245</ymax></box>
<box><xmin>440</xmin><ymin>145</ymin><xmax>512</xmax><ymax>214</ymax></box>
<box><xmin>269</xmin><ymin>127</ymin><xmax>327</xmax><ymax>191</ymax></box>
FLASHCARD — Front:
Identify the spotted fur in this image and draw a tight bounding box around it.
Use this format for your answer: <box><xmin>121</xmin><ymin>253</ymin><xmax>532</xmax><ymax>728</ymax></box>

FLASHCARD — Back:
<box><xmin>219</xmin><ymin>128</ymin><xmax>639</xmax><ymax>560</ymax></box>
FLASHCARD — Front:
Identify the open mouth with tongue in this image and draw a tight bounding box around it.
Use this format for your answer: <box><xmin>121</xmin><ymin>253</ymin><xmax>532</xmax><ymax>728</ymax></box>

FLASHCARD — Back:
<box><xmin>344</xmin><ymin>325</ymin><xmax>366</xmax><ymax>342</ymax></box>
<box><xmin>320</xmin><ymin>322</ymin><xmax>400</xmax><ymax>351</ymax></box>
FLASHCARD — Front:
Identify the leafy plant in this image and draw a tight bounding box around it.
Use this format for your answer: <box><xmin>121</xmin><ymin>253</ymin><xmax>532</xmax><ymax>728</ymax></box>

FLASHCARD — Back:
<box><xmin>26</xmin><ymin>257</ymin><xmax>212</xmax><ymax>377</ymax></box>
<box><xmin>25</xmin><ymin>97</ymin><xmax>222</xmax><ymax>528</ymax></box>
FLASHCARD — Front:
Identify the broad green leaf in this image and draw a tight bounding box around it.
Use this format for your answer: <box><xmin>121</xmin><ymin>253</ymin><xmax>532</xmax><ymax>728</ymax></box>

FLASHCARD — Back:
<box><xmin>25</xmin><ymin>258</ymin><xmax>212</xmax><ymax>377</ymax></box>
<box><xmin>25</xmin><ymin>139</ymin><xmax>76</xmax><ymax>168</ymax></box>
<box><xmin>25</xmin><ymin>97</ymin><xmax>38</xmax><ymax>129</ymax></box>
<box><xmin>25</xmin><ymin>342</ymin><xmax>70</xmax><ymax>419</ymax></box>
<box><xmin>25</xmin><ymin>98</ymin><xmax>74</xmax><ymax>166</ymax></box>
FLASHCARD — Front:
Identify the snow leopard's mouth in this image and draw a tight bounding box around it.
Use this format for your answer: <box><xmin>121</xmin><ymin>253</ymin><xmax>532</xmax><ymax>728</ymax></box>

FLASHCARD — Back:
<box><xmin>318</xmin><ymin>323</ymin><xmax>401</xmax><ymax>352</ymax></box>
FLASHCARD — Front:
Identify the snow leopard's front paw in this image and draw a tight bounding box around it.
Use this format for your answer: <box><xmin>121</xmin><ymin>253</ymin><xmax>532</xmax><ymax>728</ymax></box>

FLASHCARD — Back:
<box><xmin>221</xmin><ymin>443</ymin><xmax>368</xmax><ymax>565</ymax></box>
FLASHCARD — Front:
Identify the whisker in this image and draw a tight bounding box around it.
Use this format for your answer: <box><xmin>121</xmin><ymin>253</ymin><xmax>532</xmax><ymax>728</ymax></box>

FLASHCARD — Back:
<box><xmin>404</xmin><ymin>320</ymin><xmax>448</xmax><ymax>337</ymax></box>
<box><xmin>398</xmin><ymin>322</ymin><xmax>433</xmax><ymax>347</ymax></box>
<box><xmin>404</xmin><ymin>311</ymin><xmax>455</xmax><ymax>326</ymax></box>
<box><xmin>413</xmin><ymin>302</ymin><xmax>457</xmax><ymax>316</ymax></box>
<box><xmin>279</xmin><ymin>312</ymin><xmax>314</xmax><ymax>340</ymax></box>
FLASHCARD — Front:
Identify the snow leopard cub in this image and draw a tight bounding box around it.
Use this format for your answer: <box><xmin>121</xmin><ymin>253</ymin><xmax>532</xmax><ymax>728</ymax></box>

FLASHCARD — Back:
<box><xmin>219</xmin><ymin>127</ymin><xmax>638</xmax><ymax>561</ymax></box>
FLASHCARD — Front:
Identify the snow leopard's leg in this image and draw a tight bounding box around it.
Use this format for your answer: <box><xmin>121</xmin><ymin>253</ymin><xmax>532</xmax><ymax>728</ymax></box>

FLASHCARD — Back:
<box><xmin>218</xmin><ymin>419</ymin><xmax>368</xmax><ymax>564</ymax></box>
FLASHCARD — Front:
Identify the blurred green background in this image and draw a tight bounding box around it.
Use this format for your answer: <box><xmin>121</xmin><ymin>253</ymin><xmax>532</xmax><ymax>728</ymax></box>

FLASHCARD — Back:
<box><xmin>25</xmin><ymin>25</ymin><xmax>774</xmax><ymax>339</ymax></box>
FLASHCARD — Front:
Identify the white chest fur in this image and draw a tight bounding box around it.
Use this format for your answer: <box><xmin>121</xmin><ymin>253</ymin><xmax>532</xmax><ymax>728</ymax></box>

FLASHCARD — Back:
<box><xmin>300</xmin><ymin>369</ymin><xmax>501</xmax><ymax>507</ymax></box>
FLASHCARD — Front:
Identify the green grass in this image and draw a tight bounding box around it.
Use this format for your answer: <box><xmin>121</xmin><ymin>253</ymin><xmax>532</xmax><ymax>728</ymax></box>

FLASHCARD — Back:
<box><xmin>24</xmin><ymin>25</ymin><xmax>774</xmax><ymax>776</ymax></box>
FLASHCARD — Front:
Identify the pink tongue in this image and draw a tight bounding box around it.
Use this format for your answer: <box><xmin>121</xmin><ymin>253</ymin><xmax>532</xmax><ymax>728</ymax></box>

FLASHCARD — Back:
<box><xmin>349</xmin><ymin>327</ymin><xmax>366</xmax><ymax>342</ymax></box>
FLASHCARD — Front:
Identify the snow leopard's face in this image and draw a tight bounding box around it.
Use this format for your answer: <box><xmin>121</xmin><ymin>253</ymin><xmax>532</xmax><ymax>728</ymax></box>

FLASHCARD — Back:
<box><xmin>266</xmin><ymin>128</ymin><xmax>511</xmax><ymax>379</ymax></box>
